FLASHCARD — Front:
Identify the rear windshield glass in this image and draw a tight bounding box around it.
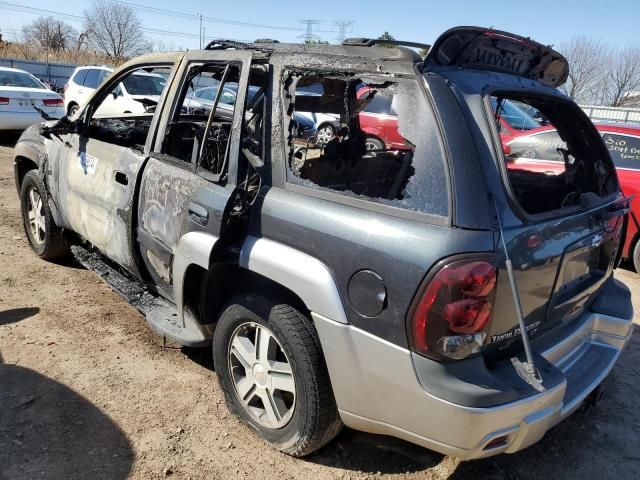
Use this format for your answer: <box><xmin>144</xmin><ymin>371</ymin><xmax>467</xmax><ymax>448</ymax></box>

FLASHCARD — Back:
<box><xmin>602</xmin><ymin>133</ymin><xmax>640</xmax><ymax>170</ymax></box>
<box><xmin>284</xmin><ymin>74</ymin><xmax>449</xmax><ymax>217</ymax></box>
<box><xmin>0</xmin><ymin>71</ymin><xmax>44</xmax><ymax>89</ymax></box>
<box><xmin>493</xmin><ymin>93</ymin><xmax>617</xmax><ymax>216</ymax></box>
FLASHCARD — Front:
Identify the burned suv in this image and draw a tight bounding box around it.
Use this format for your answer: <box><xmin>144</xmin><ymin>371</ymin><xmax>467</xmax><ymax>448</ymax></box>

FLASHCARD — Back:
<box><xmin>13</xmin><ymin>27</ymin><xmax>634</xmax><ymax>459</ymax></box>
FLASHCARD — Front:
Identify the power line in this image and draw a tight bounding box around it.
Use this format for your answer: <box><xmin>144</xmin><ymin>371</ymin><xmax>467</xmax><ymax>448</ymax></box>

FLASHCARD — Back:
<box><xmin>0</xmin><ymin>2</ymin><xmax>245</xmax><ymax>42</ymax></box>
<box><xmin>298</xmin><ymin>19</ymin><xmax>321</xmax><ymax>42</ymax></box>
<box><xmin>334</xmin><ymin>20</ymin><xmax>354</xmax><ymax>43</ymax></box>
<box><xmin>116</xmin><ymin>1</ymin><xmax>303</xmax><ymax>32</ymax></box>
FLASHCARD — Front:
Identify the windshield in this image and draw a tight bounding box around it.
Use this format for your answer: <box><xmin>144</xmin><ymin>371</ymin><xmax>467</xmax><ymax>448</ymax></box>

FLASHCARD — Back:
<box><xmin>0</xmin><ymin>71</ymin><xmax>45</xmax><ymax>89</ymax></box>
<box><xmin>492</xmin><ymin>97</ymin><xmax>541</xmax><ymax>131</ymax></box>
<box><xmin>122</xmin><ymin>74</ymin><xmax>165</xmax><ymax>96</ymax></box>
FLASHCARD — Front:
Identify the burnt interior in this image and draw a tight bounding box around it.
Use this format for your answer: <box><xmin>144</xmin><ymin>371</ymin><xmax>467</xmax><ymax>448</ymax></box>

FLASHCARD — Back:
<box><xmin>496</xmin><ymin>93</ymin><xmax>618</xmax><ymax>215</ymax></box>
<box><xmin>286</xmin><ymin>74</ymin><xmax>416</xmax><ymax>201</ymax></box>
<box><xmin>88</xmin><ymin>117</ymin><xmax>152</xmax><ymax>151</ymax></box>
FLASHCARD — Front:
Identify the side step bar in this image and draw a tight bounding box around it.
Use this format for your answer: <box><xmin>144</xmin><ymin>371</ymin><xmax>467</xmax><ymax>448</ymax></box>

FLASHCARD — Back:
<box><xmin>71</xmin><ymin>245</ymin><xmax>211</xmax><ymax>347</ymax></box>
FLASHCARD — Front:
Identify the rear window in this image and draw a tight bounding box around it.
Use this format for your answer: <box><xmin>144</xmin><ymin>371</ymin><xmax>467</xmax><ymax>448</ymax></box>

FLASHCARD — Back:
<box><xmin>73</xmin><ymin>69</ymin><xmax>88</xmax><ymax>86</ymax></box>
<box><xmin>83</xmin><ymin>69</ymin><xmax>102</xmax><ymax>89</ymax></box>
<box><xmin>0</xmin><ymin>70</ymin><xmax>44</xmax><ymax>89</ymax></box>
<box><xmin>602</xmin><ymin>133</ymin><xmax>640</xmax><ymax>170</ymax></box>
<box><xmin>492</xmin><ymin>93</ymin><xmax>617</xmax><ymax>216</ymax></box>
<box><xmin>284</xmin><ymin>73</ymin><xmax>449</xmax><ymax>218</ymax></box>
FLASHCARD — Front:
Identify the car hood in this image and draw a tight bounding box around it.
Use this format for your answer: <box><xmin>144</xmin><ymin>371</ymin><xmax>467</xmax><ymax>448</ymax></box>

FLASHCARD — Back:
<box><xmin>424</xmin><ymin>26</ymin><xmax>569</xmax><ymax>88</ymax></box>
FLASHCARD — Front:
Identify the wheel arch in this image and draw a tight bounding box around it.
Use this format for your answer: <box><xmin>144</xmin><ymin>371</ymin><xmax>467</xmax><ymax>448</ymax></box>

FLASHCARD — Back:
<box><xmin>14</xmin><ymin>155</ymin><xmax>39</xmax><ymax>193</ymax></box>
<box><xmin>174</xmin><ymin>234</ymin><xmax>349</xmax><ymax>338</ymax></box>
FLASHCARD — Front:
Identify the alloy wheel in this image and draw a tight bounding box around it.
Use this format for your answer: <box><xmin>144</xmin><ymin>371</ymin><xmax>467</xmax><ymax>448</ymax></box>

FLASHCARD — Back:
<box><xmin>228</xmin><ymin>322</ymin><xmax>296</xmax><ymax>429</ymax></box>
<box><xmin>26</xmin><ymin>187</ymin><xmax>46</xmax><ymax>244</ymax></box>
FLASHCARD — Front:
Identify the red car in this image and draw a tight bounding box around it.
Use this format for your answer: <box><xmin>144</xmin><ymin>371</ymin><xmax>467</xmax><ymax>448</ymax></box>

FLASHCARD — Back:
<box><xmin>505</xmin><ymin>123</ymin><xmax>640</xmax><ymax>270</ymax></box>
<box><xmin>356</xmin><ymin>87</ymin><xmax>411</xmax><ymax>150</ymax></box>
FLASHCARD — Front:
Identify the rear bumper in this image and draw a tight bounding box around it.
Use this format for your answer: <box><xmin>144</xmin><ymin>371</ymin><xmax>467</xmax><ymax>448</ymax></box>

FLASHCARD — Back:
<box><xmin>0</xmin><ymin>111</ymin><xmax>62</xmax><ymax>131</ymax></box>
<box><xmin>313</xmin><ymin>279</ymin><xmax>633</xmax><ymax>460</ymax></box>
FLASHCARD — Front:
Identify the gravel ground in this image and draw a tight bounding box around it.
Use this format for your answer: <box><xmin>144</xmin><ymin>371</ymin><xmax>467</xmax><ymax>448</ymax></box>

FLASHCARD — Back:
<box><xmin>1</xmin><ymin>134</ymin><xmax>639</xmax><ymax>480</ymax></box>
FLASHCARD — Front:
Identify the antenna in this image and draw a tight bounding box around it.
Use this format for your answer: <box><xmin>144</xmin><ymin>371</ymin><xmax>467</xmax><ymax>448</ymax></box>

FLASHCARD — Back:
<box><xmin>298</xmin><ymin>19</ymin><xmax>321</xmax><ymax>42</ymax></box>
<box><xmin>334</xmin><ymin>20</ymin><xmax>354</xmax><ymax>43</ymax></box>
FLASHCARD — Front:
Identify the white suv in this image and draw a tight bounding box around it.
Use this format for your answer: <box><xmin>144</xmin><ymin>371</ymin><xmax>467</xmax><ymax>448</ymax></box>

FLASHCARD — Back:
<box><xmin>64</xmin><ymin>65</ymin><xmax>169</xmax><ymax>117</ymax></box>
<box><xmin>64</xmin><ymin>66</ymin><xmax>112</xmax><ymax>116</ymax></box>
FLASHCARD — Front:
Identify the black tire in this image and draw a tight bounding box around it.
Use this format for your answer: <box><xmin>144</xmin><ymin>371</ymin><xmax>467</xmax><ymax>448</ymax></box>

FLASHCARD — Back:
<box><xmin>20</xmin><ymin>170</ymin><xmax>68</xmax><ymax>260</ymax></box>
<box><xmin>633</xmin><ymin>239</ymin><xmax>640</xmax><ymax>273</ymax></box>
<box><xmin>365</xmin><ymin>136</ymin><xmax>384</xmax><ymax>151</ymax></box>
<box><xmin>68</xmin><ymin>103</ymin><xmax>79</xmax><ymax>117</ymax></box>
<box><xmin>213</xmin><ymin>293</ymin><xmax>342</xmax><ymax>457</ymax></box>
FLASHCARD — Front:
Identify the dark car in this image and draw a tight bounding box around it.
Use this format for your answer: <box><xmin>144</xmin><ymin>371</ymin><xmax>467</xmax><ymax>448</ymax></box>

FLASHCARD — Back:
<box><xmin>13</xmin><ymin>27</ymin><xmax>633</xmax><ymax>460</ymax></box>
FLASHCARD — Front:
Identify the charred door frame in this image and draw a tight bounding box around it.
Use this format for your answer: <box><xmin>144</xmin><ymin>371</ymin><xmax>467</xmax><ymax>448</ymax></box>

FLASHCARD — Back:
<box><xmin>137</xmin><ymin>50</ymin><xmax>253</xmax><ymax>300</ymax></box>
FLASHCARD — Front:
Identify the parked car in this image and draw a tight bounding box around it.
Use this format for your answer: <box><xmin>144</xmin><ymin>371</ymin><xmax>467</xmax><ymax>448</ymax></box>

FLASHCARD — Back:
<box><xmin>64</xmin><ymin>65</ymin><xmax>112</xmax><ymax>116</ymax></box>
<box><xmin>296</xmin><ymin>84</ymin><xmax>341</xmax><ymax>144</ymax></box>
<box><xmin>13</xmin><ymin>28</ymin><xmax>633</xmax><ymax>460</ymax></box>
<box><xmin>0</xmin><ymin>66</ymin><xmax>64</xmax><ymax>130</ymax></box>
<box><xmin>64</xmin><ymin>65</ymin><xmax>179</xmax><ymax>117</ymax></box>
<box><xmin>505</xmin><ymin>122</ymin><xmax>640</xmax><ymax>270</ymax></box>
<box><xmin>356</xmin><ymin>85</ymin><xmax>412</xmax><ymax>150</ymax></box>
<box><xmin>190</xmin><ymin>83</ymin><xmax>316</xmax><ymax>138</ymax></box>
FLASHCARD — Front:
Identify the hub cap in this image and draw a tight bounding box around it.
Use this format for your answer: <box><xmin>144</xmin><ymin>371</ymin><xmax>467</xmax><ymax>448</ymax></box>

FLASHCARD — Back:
<box><xmin>316</xmin><ymin>125</ymin><xmax>334</xmax><ymax>145</ymax></box>
<box><xmin>26</xmin><ymin>187</ymin><xmax>46</xmax><ymax>244</ymax></box>
<box><xmin>228</xmin><ymin>322</ymin><xmax>296</xmax><ymax>429</ymax></box>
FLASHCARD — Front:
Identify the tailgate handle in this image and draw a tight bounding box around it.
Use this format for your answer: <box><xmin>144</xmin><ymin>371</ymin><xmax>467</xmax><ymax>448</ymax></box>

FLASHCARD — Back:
<box><xmin>188</xmin><ymin>202</ymin><xmax>209</xmax><ymax>226</ymax></box>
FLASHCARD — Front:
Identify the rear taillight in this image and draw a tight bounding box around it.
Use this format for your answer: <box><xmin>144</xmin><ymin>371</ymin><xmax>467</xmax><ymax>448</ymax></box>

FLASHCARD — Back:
<box><xmin>0</xmin><ymin>97</ymin><xmax>9</xmax><ymax>105</ymax></box>
<box><xmin>43</xmin><ymin>98</ymin><xmax>63</xmax><ymax>107</ymax></box>
<box><xmin>410</xmin><ymin>258</ymin><xmax>497</xmax><ymax>361</ymax></box>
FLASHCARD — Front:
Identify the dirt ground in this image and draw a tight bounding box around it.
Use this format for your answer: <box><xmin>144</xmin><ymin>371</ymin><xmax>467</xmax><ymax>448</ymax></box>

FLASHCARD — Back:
<box><xmin>0</xmin><ymin>135</ymin><xmax>639</xmax><ymax>480</ymax></box>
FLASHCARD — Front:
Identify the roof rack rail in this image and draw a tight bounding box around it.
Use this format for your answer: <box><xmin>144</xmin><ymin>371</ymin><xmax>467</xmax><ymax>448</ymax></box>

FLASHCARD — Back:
<box><xmin>205</xmin><ymin>39</ymin><xmax>250</xmax><ymax>50</ymax></box>
<box><xmin>254</xmin><ymin>38</ymin><xmax>280</xmax><ymax>44</ymax></box>
<box><xmin>342</xmin><ymin>38</ymin><xmax>430</xmax><ymax>51</ymax></box>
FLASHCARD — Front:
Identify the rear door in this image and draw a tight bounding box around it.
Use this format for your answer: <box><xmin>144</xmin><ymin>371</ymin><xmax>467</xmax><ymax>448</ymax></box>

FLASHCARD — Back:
<box><xmin>137</xmin><ymin>50</ymin><xmax>252</xmax><ymax>299</ymax></box>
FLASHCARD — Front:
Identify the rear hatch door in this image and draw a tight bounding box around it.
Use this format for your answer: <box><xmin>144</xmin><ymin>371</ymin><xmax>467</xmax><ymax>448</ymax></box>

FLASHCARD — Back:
<box><xmin>424</xmin><ymin>26</ymin><xmax>569</xmax><ymax>88</ymax></box>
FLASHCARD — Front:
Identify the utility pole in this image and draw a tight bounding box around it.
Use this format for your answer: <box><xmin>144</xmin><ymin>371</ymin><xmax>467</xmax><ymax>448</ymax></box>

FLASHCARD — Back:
<box><xmin>298</xmin><ymin>20</ymin><xmax>321</xmax><ymax>43</ymax></box>
<box><xmin>199</xmin><ymin>13</ymin><xmax>203</xmax><ymax>49</ymax></box>
<box><xmin>334</xmin><ymin>20</ymin><xmax>355</xmax><ymax>43</ymax></box>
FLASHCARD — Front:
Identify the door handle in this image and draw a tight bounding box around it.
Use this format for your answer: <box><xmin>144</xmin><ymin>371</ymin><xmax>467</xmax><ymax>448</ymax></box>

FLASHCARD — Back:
<box><xmin>114</xmin><ymin>171</ymin><xmax>128</xmax><ymax>185</ymax></box>
<box><xmin>188</xmin><ymin>202</ymin><xmax>209</xmax><ymax>226</ymax></box>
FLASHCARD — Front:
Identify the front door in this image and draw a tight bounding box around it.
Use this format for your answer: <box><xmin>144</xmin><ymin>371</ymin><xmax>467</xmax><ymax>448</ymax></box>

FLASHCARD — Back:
<box><xmin>136</xmin><ymin>50</ymin><xmax>253</xmax><ymax>299</ymax></box>
<box><xmin>56</xmin><ymin>62</ymin><xmax>177</xmax><ymax>275</ymax></box>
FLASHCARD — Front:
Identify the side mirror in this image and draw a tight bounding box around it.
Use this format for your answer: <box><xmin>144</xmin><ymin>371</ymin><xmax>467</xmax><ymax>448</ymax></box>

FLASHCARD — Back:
<box><xmin>41</xmin><ymin>116</ymin><xmax>78</xmax><ymax>139</ymax></box>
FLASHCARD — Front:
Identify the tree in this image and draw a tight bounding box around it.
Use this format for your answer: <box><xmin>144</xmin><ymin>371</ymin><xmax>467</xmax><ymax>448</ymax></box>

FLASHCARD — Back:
<box><xmin>601</xmin><ymin>46</ymin><xmax>640</xmax><ymax>107</ymax></box>
<box><xmin>559</xmin><ymin>37</ymin><xmax>607</xmax><ymax>104</ymax></box>
<box><xmin>83</xmin><ymin>0</ymin><xmax>149</xmax><ymax>59</ymax></box>
<box><xmin>21</xmin><ymin>17</ymin><xmax>77</xmax><ymax>52</ymax></box>
<box><xmin>377</xmin><ymin>31</ymin><xmax>395</xmax><ymax>48</ymax></box>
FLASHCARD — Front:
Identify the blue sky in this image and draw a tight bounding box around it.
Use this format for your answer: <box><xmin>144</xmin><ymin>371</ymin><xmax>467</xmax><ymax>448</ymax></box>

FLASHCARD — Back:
<box><xmin>1</xmin><ymin>0</ymin><xmax>639</xmax><ymax>50</ymax></box>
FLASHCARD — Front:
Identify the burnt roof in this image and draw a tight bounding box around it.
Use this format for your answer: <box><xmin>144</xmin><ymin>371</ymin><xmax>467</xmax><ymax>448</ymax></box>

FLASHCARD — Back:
<box><xmin>205</xmin><ymin>39</ymin><xmax>423</xmax><ymax>63</ymax></box>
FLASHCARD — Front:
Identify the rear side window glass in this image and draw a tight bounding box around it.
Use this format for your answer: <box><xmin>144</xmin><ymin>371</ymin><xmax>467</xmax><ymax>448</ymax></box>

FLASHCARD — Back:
<box><xmin>83</xmin><ymin>69</ymin><xmax>101</xmax><ymax>88</ymax></box>
<box><xmin>73</xmin><ymin>69</ymin><xmax>88</xmax><ymax>85</ymax></box>
<box><xmin>284</xmin><ymin>74</ymin><xmax>449</xmax><ymax>217</ymax></box>
<box><xmin>492</xmin><ymin>93</ymin><xmax>617</xmax><ymax>216</ymax></box>
<box><xmin>602</xmin><ymin>133</ymin><xmax>640</xmax><ymax>170</ymax></box>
